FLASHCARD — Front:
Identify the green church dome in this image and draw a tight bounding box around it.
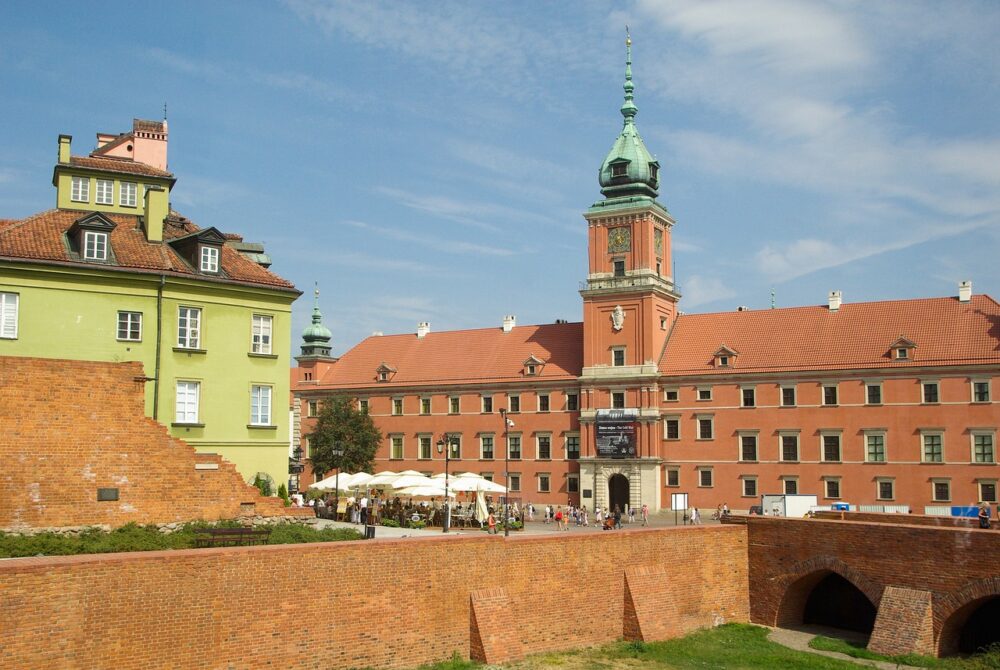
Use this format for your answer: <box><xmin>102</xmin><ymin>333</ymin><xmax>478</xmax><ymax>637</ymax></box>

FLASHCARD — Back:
<box><xmin>300</xmin><ymin>284</ymin><xmax>332</xmax><ymax>358</ymax></box>
<box><xmin>598</xmin><ymin>34</ymin><xmax>660</xmax><ymax>199</ymax></box>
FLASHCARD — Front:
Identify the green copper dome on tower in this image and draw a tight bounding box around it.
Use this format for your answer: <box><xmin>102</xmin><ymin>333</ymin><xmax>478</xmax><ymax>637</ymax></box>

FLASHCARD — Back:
<box><xmin>300</xmin><ymin>284</ymin><xmax>332</xmax><ymax>358</ymax></box>
<box><xmin>598</xmin><ymin>31</ymin><xmax>660</xmax><ymax>199</ymax></box>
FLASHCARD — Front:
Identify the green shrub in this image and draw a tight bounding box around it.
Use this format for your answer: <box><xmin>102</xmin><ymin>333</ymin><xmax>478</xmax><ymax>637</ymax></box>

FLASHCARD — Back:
<box><xmin>381</xmin><ymin>519</ymin><xmax>400</xmax><ymax>527</ymax></box>
<box><xmin>408</xmin><ymin>520</ymin><xmax>426</xmax><ymax>529</ymax></box>
<box><xmin>277</xmin><ymin>483</ymin><xmax>290</xmax><ymax>507</ymax></box>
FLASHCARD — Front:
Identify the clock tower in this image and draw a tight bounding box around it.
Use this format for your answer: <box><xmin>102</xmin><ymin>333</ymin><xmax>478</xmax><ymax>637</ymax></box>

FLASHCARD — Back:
<box><xmin>578</xmin><ymin>33</ymin><xmax>680</xmax><ymax>514</ymax></box>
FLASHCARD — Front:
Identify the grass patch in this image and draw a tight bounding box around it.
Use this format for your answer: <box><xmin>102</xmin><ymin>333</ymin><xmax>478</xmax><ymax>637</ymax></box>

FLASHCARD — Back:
<box><xmin>811</xmin><ymin>635</ymin><xmax>1000</xmax><ymax>669</ymax></box>
<box><xmin>0</xmin><ymin>521</ymin><xmax>361</xmax><ymax>558</ymax></box>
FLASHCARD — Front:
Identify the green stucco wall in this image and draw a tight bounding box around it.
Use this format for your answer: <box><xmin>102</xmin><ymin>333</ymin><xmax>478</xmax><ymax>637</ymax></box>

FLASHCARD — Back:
<box><xmin>0</xmin><ymin>262</ymin><xmax>295</xmax><ymax>488</ymax></box>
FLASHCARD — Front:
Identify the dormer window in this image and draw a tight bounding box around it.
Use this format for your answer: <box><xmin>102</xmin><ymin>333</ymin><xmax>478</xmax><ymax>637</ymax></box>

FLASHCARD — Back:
<box><xmin>611</xmin><ymin>162</ymin><xmax>628</xmax><ymax>177</ymax></box>
<box><xmin>375</xmin><ymin>362</ymin><xmax>397</xmax><ymax>383</ymax></box>
<box><xmin>523</xmin><ymin>355</ymin><xmax>545</xmax><ymax>377</ymax></box>
<box><xmin>713</xmin><ymin>345</ymin><xmax>738</xmax><ymax>368</ymax></box>
<box><xmin>83</xmin><ymin>231</ymin><xmax>108</xmax><ymax>261</ymax></box>
<box><xmin>889</xmin><ymin>337</ymin><xmax>916</xmax><ymax>362</ymax></box>
<box><xmin>200</xmin><ymin>246</ymin><xmax>219</xmax><ymax>273</ymax></box>
<box><xmin>649</xmin><ymin>162</ymin><xmax>659</xmax><ymax>182</ymax></box>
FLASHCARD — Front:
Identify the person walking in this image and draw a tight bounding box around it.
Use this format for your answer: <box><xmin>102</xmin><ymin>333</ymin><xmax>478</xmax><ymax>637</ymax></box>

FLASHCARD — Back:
<box><xmin>690</xmin><ymin>506</ymin><xmax>700</xmax><ymax>525</ymax></box>
<box><xmin>613</xmin><ymin>505</ymin><xmax>622</xmax><ymax>530</ymax></box>
<box><xmin>641</xmin><ymin>503</ymin><xmax>649</xmax><ymax>526</ymax></box>
<box><xmin>487</xmin><ymin>511</ymin><xmax>497</xmax><ymax>534</ymax></box>
<box><xmin>978</xmin><ymin>503</ymin><xmax>991</xmax><ymax>529</ymax></box>
<box><xmin>595</xmin><ymin>506</ymin><xmax>603</xmax><ymax>526</ymax></box>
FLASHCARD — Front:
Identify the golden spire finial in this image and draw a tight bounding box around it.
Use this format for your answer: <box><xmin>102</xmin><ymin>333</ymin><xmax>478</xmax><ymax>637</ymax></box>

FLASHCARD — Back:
<box><xmin>626</xmin><ymin>25</ymin><xmax>631</xmax><ymax>47</ymax></box>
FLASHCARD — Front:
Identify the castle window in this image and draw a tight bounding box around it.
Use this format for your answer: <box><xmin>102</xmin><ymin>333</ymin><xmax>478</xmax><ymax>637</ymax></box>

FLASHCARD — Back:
<box><xmin>71</xmin><ymin>176</ymin><xmax>89</xmax><ymax>202</ymax></box>
<box><xmin>83</xmin><ymin>231</ymin><xmax>108</xmax><ymax>261</ymax></box>
<box><xmin>781</xmin><ymin>386</ymin><xmax>797</xmax><ymax>407</ymax></box>
<box><xmin>783</xmin><ymin>478</ymin><xmax>799</xmax><ymax>495</ymax></box>
<box><xmin>972</xmin><ymin>380</ymin><xmax>991</xmax><ymax>403</ymax></box>
<box><xmin>922</xmin><ymin>432</ymin><xmax>944</xmax><ymax>463</ymax></box>
<box><xmin>824</xmin><ymin>478</ymin><xmax>841</xmax><ymax>500</ymax></box>
<box><xmin>877</xmin><ymin>478</ymin><xmax>895</xmax><ymax>501</ymax></box>
<box><xmin>697</xmin><ymin>416</ymin><xmax>714</xmax><ymax>440</ymax></box>
<box><xmin>664</xmin><ymin>417</ymin><xmax>680</xmax><ymax>440</ymax></box>
<box><xmin>566</xmin><ymin>435</ymin><xmax>580</xmax><ymax>459</ymax></box>
<box><xmin>742</xmin><ymin>477</ymin><xmax>757</xmax><ymax>497</ymax></box>
<box><xmin>613</xmin><ymin>259</ymin><xmax>625</xmax><ymax>277</ymax></box>
<box><xmin>922</xmin><ymin>382</ymin><xmax>940</xmax><ymax>404</ymax></box>
<box><xmin>538</xmin><ymin>394</ymin><xmax>550</xmax><ymax>412</ymax></box>
<box><xmin>866</xmin><ymin>383</ymin><xmax>882</xmax><ymax>405</ymax></box>
<box><xmin>932</xmin><ymin>479</ymin><xmax>951</xmax><ymax>502</ymax></box>
<box><xmin>823</xmin><ymin>384</ymin><xmax>839</xmax><ymax>406</ymax></box>
<box><xmin>612</xmin><ymin>347</ymin><xmax>626</xmax><ymax>367</ymax></box>
<box><xmin>120</xmin><ymin>182</ymin><xmax>137</xmax><ymax>207</ymax></box>
<box><xmin>566</xmin><ymin>393</ymin><xmax>579</xmax><ymax>411</ymax></box>
<box><xmin>392</xmin><ymin>398</ymin><xmax>403</xmax><ymax>415</ymax></box>
<box><xmin>95</xmin><ymin>179</ymin><xmax>113</xmax><ymax>205</ymax></box>
<box><xmin>200</xmin><ymin>245</ymin><xmax>219</xmax><ymax>273</ymax></box>
<box><xmin>741</xmin><ymin>387</ymin><xmax>755</xmax><ymax>407</ymax></box>
<box><xmin>611</xmin><ymin>162</ymin><xmax>628</xmax><ymax>177</ymax></box>
<box><xmin>649</xmin><ymin>163</ymin><xmax>659</xmax><ymax>181</ymax></box>
<box><xmin>421</xmin><ymin>397</ymin><xmax>431</xmax><ymax>415</ymax></box>
<box><xmin>612</xmin><ymin>392</ymin><xmax>625</xmax><ymax>409</ymax></box>
<box><xmin>896</xmin><ymin>348</ymin><xmax>909</xmax><ymax>359</ymax></box>
<box><xmin>449</xmin><ymin>396</ymin><xmax>460</xmax><ymax>414</ymax></box>
<box><xmin>865</xmin><ymin>432</ymin><xmax>886</xmax><ymax>462</ymax></box>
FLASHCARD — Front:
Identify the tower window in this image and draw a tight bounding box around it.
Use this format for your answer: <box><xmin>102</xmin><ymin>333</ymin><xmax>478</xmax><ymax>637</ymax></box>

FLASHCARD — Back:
<box><xmin>649</xmin><ymin>163</ymin><xmax>659</xmax><ymax>181</ymax></box>
<box><xmin>613</xmin><ymin>259</ymin><xmax>625</xmax><ymax>277</ymax></box>
<box><xmin>611</xmin><ymin>162</ymin><xmax>627</xmax><ymax>177</ymax></box>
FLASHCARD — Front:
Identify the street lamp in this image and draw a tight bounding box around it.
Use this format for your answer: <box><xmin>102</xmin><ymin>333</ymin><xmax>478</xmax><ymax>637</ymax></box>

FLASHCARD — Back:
<box><xmin>499</xmin><ymin>408</ymin><xmax>515</xmax><ymax>536</ymax></box>
<box><xmin>436</xmin><ymin>436</ymin><xmax>452</xmax><ymax>533</ymax></box>
<box><xmin>332</xmin><ymin>444</ymin><xmax>344</xmax><ymax>521</ymax></box>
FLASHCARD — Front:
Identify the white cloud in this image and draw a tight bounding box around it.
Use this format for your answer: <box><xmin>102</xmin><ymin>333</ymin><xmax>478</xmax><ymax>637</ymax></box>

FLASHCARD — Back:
<box><xmin>681</xmin><ymin>274</ymin><xmax>736</xmax><ymax>308</ymax></box>
<box><xmin>340</xmin><ymin>219</ymin><xmax>517</xmax><ymax>257</ymax></box>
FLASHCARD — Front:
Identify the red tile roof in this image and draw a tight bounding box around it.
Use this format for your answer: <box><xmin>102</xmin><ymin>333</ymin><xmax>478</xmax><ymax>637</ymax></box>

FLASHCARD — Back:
<box><xmin>68</xmin><ymin>155</ymin><xmax>173</xmax><ymax>179</ymax></box>
<box><xmin>659</xmin><ymin>295</ymin><xmax>1000</xmax><ymax>376</ymax></box>
<box><xmin>317</xmin><ymin>322</ymin><xmax>584</xmax><ymax>388</ymax></box>
<box><xmin>0</xmin><ymin>209</ymin><xmax>296</xmax><ymax>291</ymax></box>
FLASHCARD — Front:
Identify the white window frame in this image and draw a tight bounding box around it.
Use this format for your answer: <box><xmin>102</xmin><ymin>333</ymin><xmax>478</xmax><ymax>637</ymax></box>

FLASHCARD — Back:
<box><xmin>566</xmin><ymin>392</ymin><xmax>579</xmax><ymax>411</ymax></box>
<box><xmin>665</xmin><ymin>467</ymin><xmax>680</xmax><ymax>487</ymax></box>
<box><xmin>71</xmin><ymin>176</ymin><xmax>89</xmax><ymax>202</ymax></box>
<box><xmin>251</xmin><ymin>314</ymin><xmax>272</xmax><ymax>354</ymax></box>
<box><xmin>83</xmin><ymin>231</ymin><xmax>108</xmax><ymax>261</ymax></box>
<box><xmin>971</xmin><ymin>430</ymin><xmax>996</xmax><ymax>464</ymax></box>
<box><xmin>922</xmin><ymin>381</ymin><xmax>940</xmax><ymax>404</ymax></box>
<box><xmin>392</xmin><ymin>397</ymin><xmax>403</xmax><ymax>416</ymax></box>
<box><xmin>822</xmin><ymin>384</ymin><xmax>839</xmax><ymax>406</ymax></box>
<box><xmin>175</xmin><ymin>381</ymin><xmax>200</xmax><ymax>424</ymax></box>
<box><xmin>508</xmin><ymin>394</ymin><xmax>520</xmax><ymax>413</ymax></box>
<box><xmin>741</xmin><ymin>477</ymin><xmax>758</xmax><ymax>498</ymax></box>
<box><xmin>565</xmin><ymin>433</ymin><xmax>580</xmax><ymax>460</ymax></box>
<box><xmin>663</xmin><ymin>388</ymin><xmax>679</xmax><ymax>402</ymax></box>
<box><xmin>120</xmin><ymin>181</ymin><xmax>137</xmax><ymax>207</ymax></box>
<box><xmin>389</xmin><ymin>435</ymin><xmax>404</xmax><ymax>460</ymax></box>
<box><xmin>866</xmin><ymin>382</ymin><xmax>883</xmax><ymax>405</ymax></box>
<box><xmin>611</xmin><ymin>346</ymin><xmax>626</xmax><ymax>367</ymax></box>
<box><xmin>95</xmin><ymin>178</ymin><xmax>113</xmax><ymax>205</ymax></box>
<box><xmin>536</xmin><ymin>433</ymin><xmax>552</xmax><ymax>460</ymax></box>
<box><xmin>779</xmin><ymin>431</ymin><xmax>800</xmax><ymax>462</ymax></box>
<box><xmin>781</xmin><ymin>385</ymin><xmax>797</xmax><ymax>407</ymax></box>
<box><xmin>537</xmin><ymin>473</ymin><xmax>551</xmax><ymax>493</ymax></box>
<box><xmin>538</xmin><ymin>393</ymin><xmax>550</xmax><ymax>412</ymax></box>
<box><xmin>864</xmin><ymin>430</ymin><xmax>887</xmax><ymax>463</ymax></box>
<box><xmin>697</xmin><ymin>468</ymin><xmax>714</xmax><ymax>488</ymax></box>
<box><xmin>449</xmin><ymin>396</ymin><xmax>460</xmax><ymax>414</ymax></box>
<box><xmin>200</xmin><ymin>245</ymin><xmax>220</xmax><ymax>273</ymax></box>
<box><xmin>741</xmin><ymin>386</ymin><xmax>756</xmax><ymax>408</ymax></box>
<box><xmin>697</xmin><ymin>386</ymin><xmax>712</xmax><ymax>401</ymax></box>
<box><xmin>480</xmin><ymin>434</ymin><xmax>495</xmax><ymax>460</ymax></box>
<box><xmin>783</xmin><ymin>477</ymin><xmax>799</xmax><ymax>495</ymax></box>
<box><xmin>567</xmin><ymin>473</ymin><xmax>579</xmax><ymax>493</ymax></box>
<box><xmin>0</xmin><ymin>292</ymin><xmax>18</xmax><ymax>339</ymax></box>
<box><xmin>420</xmin><ymin>397</ymin><xmax>431</xmax><ymax>415</ymax></box>
<box><xmin>921</xmin><ymin>431</ymin><xmax>945</xmax><ymax>463</ymax></box>
<box><xmin>358</xmin><ymin>398</ymin><xmax>369</xmax><ymax>413</ymax></box>
<box><xmin>177</xmin><ymin>306</ymin><xmax>201</xmax><ymax>349</ymax></box>
<box><xmin>250</xmin><ymin>385</ymin><xmax>272</xmax><ymax>426</ymax></box>
<box><xmin>876</xmin><ymin>477</ymin><xmax>895</xmax><ymax>501</ymax></box>
<box><xmin>696</xmin><ymin>415</ymin><xmax>714</xmax><ymax>441</ymax></box>
<box><xmin>979</xmin><ymin>480</ymin><xmax>998</xmax><ymax>504</ymax></box>
<box><xmin>664</xmin><ymin>415</ymin><xmax>680</xmax><ymax>441</ymax></box>
<box><xmin>481</xmin><ymin>395</ymin><xmax>493</xmax><ymax>413</ymax></box>
<box><xmin>821</xmin><ymin>431</ymin><xmax>842</xmax><ymax>462</ymax></box>
<box><xmin>508</xmin><ymin>473</ymin><xmax>521</xmax><ymax>492</ymax></box>
<box><xmin>931</xmin><ymin>478</ymin><xmax>951</xmax><ymax>503</ymax></box>
<box><xmin>306</xmin><ymin>399</ymin><xmax>318</xmax><ymax>417</ymax></box>
<box><xmin>507</xmin><ymin>434</ymin><xmax>522</xmax><ymax>460</ymax></box>
<box><xmin>612</xmin><ymin>391</ymin><xmax>625</xmax><ymax>409</ymax></box>
<box><xmin>972</xmin><ymin>379</ymin><xmax>991</xmax><ymax>403</ymax></box>
<box><xmin>824</xmin><ymin>478</ymin><xmax>841</xmax><ymax>500</ymax></box>
<box><xmin>418</xmin><ymin>435</ymin><xmax>432</xmax><ymax>460</ymax></box>
<box><xmin>739</xmin><ymin>431</ymin><xmax>758</xmax><ymax>462</ymax></box>
<box><xmin>116</xmin><ymin>311</ymin><xmax>142</xmax><ymax>341</ymax></box>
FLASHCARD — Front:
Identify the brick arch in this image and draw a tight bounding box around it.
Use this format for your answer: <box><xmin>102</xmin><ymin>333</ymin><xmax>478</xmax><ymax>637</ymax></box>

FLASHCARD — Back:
<box><xmin>935</xmin><ymin>576</ymin><xmax>1000</xmax><ymax>656</ymax></box>
<box><xmin>773</xmin><ymin>555</ymin><xmax>884</xmax><ymax>628</ymax></box>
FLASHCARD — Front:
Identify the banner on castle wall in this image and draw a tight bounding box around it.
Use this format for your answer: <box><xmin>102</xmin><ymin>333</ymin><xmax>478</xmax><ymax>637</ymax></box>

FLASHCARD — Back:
<box><xmin>595</xmin><ymin>409</ymin><xmax>638</xmax><ymax>458</ymax></box>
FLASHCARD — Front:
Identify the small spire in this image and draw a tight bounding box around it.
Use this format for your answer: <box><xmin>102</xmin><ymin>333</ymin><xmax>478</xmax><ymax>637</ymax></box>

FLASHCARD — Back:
<box><xmin>314</xmin><ymin>281</ymin><xmax>320</xmax><ymax>303</ymax></box>
<box><xmin>770</xmin><ymin>288</ymin><xmax>776</xmax><ymax>309</ymax></box>
<box><xmin>163</xmin><ymin>102</ymin><xmax>168</xmax><ymax>121</ymax></box>
<box><xmin>621</xmin><ymin>27</ymin><xmax>637</xmax><ymax>125</ymax></box>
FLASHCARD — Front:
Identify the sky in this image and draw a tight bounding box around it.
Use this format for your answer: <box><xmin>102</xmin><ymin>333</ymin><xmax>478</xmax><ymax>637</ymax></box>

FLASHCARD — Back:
<box><xmin>2</xmin><ymin>1</ymin><xmax>999</xmax><ymax>357</ymax></box>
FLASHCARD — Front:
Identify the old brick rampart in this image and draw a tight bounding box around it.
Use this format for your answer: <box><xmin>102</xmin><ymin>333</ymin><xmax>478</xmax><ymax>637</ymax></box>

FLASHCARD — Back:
<box><xmin>747</xmin><ymin>516</ymin><xmax>1000</xmax><ymax>656</ymax></box>
<box><xmin>0</xmin><ymin>526</ymin><xmax>748</xmax><ymax>669</ymax></box>
<box><xmin>0</xmin><ymin>356</ymin><xmax>304</xmax><ymax>530</ymax></box>
<box><xmin>812</xmin><ymin>510</ymin><xmax>986</xmax><ymax>530</ymax></box>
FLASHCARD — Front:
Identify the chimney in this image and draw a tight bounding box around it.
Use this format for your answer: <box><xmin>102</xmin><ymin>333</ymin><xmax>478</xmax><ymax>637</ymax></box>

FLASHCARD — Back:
<box><xmin>416</xmin><ymin>322</ymin><xmax>430</xmax><ymax>338</ymax></box>
<box><xmin>959</xmin><ymin>280</ymin><xmax>972</xmax><ymax>303</ymax></box>
<box><xmin>58</xmin><ymin>134</ymin><xmax>72</xmax><ymax>164</ymax></box>
<box><xmin>737</xmin><ymin>305</ymin><xmax>749</xmax><ymax>312</ymax></box>
<box><xmin>828</xmin><ymin>290</ymin><xmax>842</xmax><ymax>312</ymax></box>
<box><xmin>143</xmin><ymin>185</ymin><xmax>168</xmax><ymax>242</ymax></box>
<box><xmin>502</xmin><ymin>315</ymin><xmax>516</xmax><ymax>333</ymax></box>
<box><xmin>372</xmin><ymin>331</ymin><xmax>383</xmax><ymax>337</ymax></box>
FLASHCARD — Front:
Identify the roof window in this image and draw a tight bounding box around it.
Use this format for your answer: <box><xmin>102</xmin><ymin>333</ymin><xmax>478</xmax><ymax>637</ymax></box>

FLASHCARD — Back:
<box><xmin>713</xmin><ymin>345</ymin><xmax>738</xmax><ymax>368</ymax></box>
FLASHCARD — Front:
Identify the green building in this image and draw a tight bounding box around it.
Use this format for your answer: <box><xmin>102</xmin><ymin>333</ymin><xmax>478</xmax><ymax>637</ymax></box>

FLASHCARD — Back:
<box><xmin>0</xmin><ymin>118</ymin><xmax>300</xmax><ymax>489</ymax></box>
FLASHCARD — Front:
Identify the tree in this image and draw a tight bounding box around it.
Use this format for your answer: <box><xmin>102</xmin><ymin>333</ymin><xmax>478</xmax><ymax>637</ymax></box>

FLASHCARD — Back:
<box><xmin>307</xmin><ymin>395</ymin><xmax>381</xmax><ymax>476</ymax></box>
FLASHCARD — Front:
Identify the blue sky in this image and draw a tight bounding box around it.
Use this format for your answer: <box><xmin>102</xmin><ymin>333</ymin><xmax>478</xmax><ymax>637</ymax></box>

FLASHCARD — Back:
<box><xmin>2</xmin><ymin>1</ymin><xmax>999</xmax><ymax>356</ymax></box>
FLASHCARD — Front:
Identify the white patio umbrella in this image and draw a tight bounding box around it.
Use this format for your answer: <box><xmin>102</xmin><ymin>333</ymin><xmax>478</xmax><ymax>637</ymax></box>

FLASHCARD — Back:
<box><xmin>473</xmin><ymin>479</ymin><xmax>507</xmax><ymax>494</ymax></box>
<box><xmin>475</xmin><ymin>491</ymin><xmax>489</xmax><ymax>523</ymax></box>
<box><xmin>367</xmin><ymin>471</ymin><xmax>400</xmax><ymax>487</ymax></box>
<box><xmin>388</xmin><ymin>474</ymin><xmax>436</xmax><ymax>490</ymax></box>
<box><xmin>347</xmin><ymin>472</ymin><xmax>373</xmax><ymax>489</ymax></box>
<box><xmin>397</xmin><ymin>485</ymin><xmax>455</xmax><ymax>498</ymax></box>
<box><xmin>309</xmin><ymin>474</ymin><xmax>352</xmax><ymax>491</ymax></box>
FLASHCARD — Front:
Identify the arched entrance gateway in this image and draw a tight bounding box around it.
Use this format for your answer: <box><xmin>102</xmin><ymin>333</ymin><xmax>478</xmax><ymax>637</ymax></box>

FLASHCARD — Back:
<box><xmin>938</xmin><ymin>591</ymin><xmax>1000</xmax><ymax>656</ymax></box>
<box><xmin>608</xmin><ymin>473</ymin><xmax>629</xmax><ymax>513</ymax></box>
<box><xmin>776</xmin><ymin>564</ymin><xmax>880</xmax><ymax>636</ymax></box>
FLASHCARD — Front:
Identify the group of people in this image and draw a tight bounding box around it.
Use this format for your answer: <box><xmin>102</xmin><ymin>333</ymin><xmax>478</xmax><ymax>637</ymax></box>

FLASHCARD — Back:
<box><xmin>978</xmin><ymin>503</ymin><xmax>998</xmax><ymax>529</ymax></box>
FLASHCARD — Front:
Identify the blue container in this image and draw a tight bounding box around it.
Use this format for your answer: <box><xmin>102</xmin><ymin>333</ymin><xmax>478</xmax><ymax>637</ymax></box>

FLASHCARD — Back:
<box><xmin>831</xmin><ymin>502</ymin><xmax>851</xmax><ymax>511</ymax></box>
<box><xmin>952</xmin><ymin>506</ymin><xmax>978</xmax><ymax>518</ymax></box>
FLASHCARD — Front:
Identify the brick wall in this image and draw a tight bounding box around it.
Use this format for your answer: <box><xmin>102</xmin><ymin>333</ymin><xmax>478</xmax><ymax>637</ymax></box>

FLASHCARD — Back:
<box><xmin>0</xmin><ymin>356</ymin><xmax>300</xmax><ymax>530</ymax></box>
<box><xmin>747</xmin><ymin>516</ymin><xmax>1000</xmax><ymax>655</ymax></box>
<box><xmin>812</xmin><ymin>510</ymin><xmax>987</xmax><ymax>529</ymax></box>
<box><xmin>0</xmin><ymin>526</ymin><xmax>748</xmax><ymax>669</ymax></box>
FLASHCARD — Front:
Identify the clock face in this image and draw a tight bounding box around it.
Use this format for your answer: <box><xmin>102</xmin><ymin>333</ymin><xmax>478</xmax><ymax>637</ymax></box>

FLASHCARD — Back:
<box><xmin>608</xmin><ymin>226</ymin><xmax>631</xmax><ymax>253</ymax></box>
